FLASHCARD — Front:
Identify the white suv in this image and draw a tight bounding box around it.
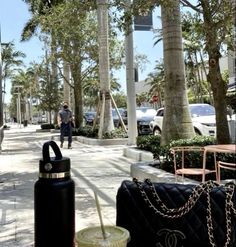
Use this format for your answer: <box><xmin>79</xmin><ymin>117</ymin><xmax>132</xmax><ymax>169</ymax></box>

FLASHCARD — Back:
<box><xmin>149</xmin><ymin>103</ymin><xmax>216</xmax><ymax>136</ymax></box>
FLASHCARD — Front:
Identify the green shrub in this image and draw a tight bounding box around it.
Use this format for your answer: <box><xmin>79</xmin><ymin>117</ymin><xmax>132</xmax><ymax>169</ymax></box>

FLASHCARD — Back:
<box><xmin>137</xmin><ymin>135</ymin><xmax>161</xmax><ymax>151</ymax></box>
<box><xmin>103</xmin><ymin>128</ymin><xmax>128</xmax><ymax>139</ymax></box>
<box><xmin>76</xmin><ymin>126</ymin><xmax>98</xmax><ymax>137</ymax></box>
<box><xmin>169</xmin><ymin>135</ymin><xmax>216</xmax><ymax>148</ymax></box>
<box><xmin>76</xmin><ymin>126</ymin><xmax>128</xmax><ymax>139</ymax></box>
<box><xmin>41</xmin><ymin>123</ymin><xmax>55</xmax><ymax>129</ymax></box>
<box><xmin>137</xmin><ymin>135</ymin><xmax>161</xmax><ymax>158</ymax></box>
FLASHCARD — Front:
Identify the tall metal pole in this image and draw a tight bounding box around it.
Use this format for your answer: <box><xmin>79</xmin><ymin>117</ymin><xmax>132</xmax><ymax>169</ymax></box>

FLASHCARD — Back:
<box><xmin>18</xmin><ymin>92</ymin><xmax>22</xmax><ymax>128</ymax></box>
<box><xmin>14</xmin><ymin>85</ymin><xmax>23</xmax><ymax>128</ymax></box>
<box><xmin>125</xmin><ymin>0</ymin><xmax>137</xmax><ymax>145</ymax></box>
<box><xmin>0</xmin><ymin>26</ymin><xmax>3</xmax><ymax>127</ymax></box>
<box><xmin>63</xmin><ymin>61</ymin><xmax>70</xmax><ymax>104</ymax></box>
<box><xmin>17</xmin><ymin>93</ymin><xmax>20</xmax><ymax>126</ymax></box>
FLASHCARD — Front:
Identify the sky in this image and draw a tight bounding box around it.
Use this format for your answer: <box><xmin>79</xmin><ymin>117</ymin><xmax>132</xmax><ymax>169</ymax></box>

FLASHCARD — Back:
<box><xmin>0</xmin><ymin>0</ymin><xmax>163</xmax><ymax>103</ymax></box>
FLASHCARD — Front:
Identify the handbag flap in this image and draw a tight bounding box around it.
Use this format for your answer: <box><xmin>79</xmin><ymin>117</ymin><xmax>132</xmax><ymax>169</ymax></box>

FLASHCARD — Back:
<box><xmin>116</xmin><ymin>180</ymin><xmax>236</xmax><ymax>247</ymax></box>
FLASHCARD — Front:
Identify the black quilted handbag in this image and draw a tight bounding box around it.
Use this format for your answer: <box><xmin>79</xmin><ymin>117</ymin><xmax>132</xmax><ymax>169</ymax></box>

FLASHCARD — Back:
<box><xmin>116</xmin><ymin>179</ymin><xmax>236</xmax><ymax>247</ymax></box>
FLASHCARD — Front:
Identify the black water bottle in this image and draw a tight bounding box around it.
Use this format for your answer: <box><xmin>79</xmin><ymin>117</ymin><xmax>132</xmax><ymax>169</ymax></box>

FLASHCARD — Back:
<box><xmin>34</xmin><ymin>140</ymin><xmax>75</xmax><ymax>247</ymax></box>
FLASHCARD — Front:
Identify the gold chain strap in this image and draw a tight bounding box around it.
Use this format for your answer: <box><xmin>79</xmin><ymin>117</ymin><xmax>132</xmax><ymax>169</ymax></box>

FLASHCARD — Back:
<box><xmin>206</xmin><ymin>182</ymin><xmax>235</xmax><ymax>247</ymax></box>
<box><xmin>145</xmin><ymin>178</ymin><xmax>217</xmax><ymax>217</ymax></box>
<box><xmin>133</xmin><ymin>178</ymin><xmax>236</xmax><ymax>247</ymax></box>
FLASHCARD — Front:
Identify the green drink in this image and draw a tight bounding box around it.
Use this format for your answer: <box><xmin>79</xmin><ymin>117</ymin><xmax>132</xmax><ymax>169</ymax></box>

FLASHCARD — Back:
<box><xmin>76</xmin><ymin>226</ymin><xmax>130</xmax><ymax>247</ymax></box>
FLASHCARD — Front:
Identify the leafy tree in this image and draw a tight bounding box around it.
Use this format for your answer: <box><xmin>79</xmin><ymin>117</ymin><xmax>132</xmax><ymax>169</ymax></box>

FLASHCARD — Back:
<box><xmin>119</xmin><ymin>0</ymin><xmax>234</xmax><ymax>144</ymax></box>
<box><xmin>21</xmin><ymin>0</ymin><xmax>67</xmax><ymax>41</ymax></box>
<box><xmin>181</xmin><ymin>12</ymin><xmax>212</xmax><ymax>104</ymax></box>
<box><xmin>136</xmin><ymin>92</ymin><xmax>148</xmax><ymax>107</ymax></box>
<box><xmin>25</xmin><ymin>62</ymin><xmax>42</xmax><ymax>100</ymax></box>
<box><xmin>112</xmin><ymin>91</ymin><xmax>127</xmax><ymax>108</ymax></box>
<box><xmin>146</xmin><ymin>60</ymin><xmax>165</xmax><ymax>108</ymax></box>
<box><xmin>24</xmin><ymin>62</ymin><xmax>43</xmax><ymax>122</ymax></box>
<box><xmin>38</xmin><ymin>1</ymin><xmax>125</xmax><ymax>129</ymax></box>
<box><xmin>22</xmin><ymin>0</ymin><xmax>68</xmax><ymax>124</ymax></box>
<box><xmin>37</xmin><ymin>60</ymin><xmax>62</xmax><ymax>123</ymax></box>
<box><xmin>181</xmin><ymin>0</ymin><xmax>234</xmax><ymax>143</ymax></box>
<box><xmin>10</xmin><ymin>70</ymin><xmax>30</xmax><ymax>121</ymax></box>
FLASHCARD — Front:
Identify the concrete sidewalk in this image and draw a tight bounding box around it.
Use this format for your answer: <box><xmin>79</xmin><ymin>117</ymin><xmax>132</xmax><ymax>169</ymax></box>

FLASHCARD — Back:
<box><xmin>0</xmin><ymin>124</ymin><xmax>135</xmax><ymax>246</ymax></box>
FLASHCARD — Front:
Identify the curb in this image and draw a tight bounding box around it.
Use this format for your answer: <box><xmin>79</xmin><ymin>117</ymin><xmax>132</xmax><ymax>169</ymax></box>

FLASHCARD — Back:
<box><xmin>76</xmin><ymin>136</ymin><xmax>128</xmax><ymax>146</ymax></box>
<box><xmin>123</xmin><ymin>146</ymin><xmax>153</xmax><ymax>162</ymax></box>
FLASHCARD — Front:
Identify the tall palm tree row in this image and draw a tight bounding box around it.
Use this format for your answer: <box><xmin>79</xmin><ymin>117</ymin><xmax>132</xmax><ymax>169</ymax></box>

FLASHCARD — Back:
<box><xmin>16</xmin><ymin>0</ymin><xmax>233</xmax><ymax>144</ymax></box>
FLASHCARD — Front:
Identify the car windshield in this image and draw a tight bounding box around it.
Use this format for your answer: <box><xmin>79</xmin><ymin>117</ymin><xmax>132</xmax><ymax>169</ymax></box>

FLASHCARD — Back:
<box><xmin>136</xmin><ymin>108</ymin><xmax>157</xmax><ymax>117</ymax></box>
<box><xmin>190</xmin><ymin>104</ymin><xmax>215</xmax><ymax>117</ymax></box>
<box><xmin>85</xmin><ymin>112</ymin><xmax>96</xmax><ymax>118</ymax></box>
<box><xmin>112</xmin><ymin>109</ymin><xmax>125</xmax><ymax>117</ymax></box>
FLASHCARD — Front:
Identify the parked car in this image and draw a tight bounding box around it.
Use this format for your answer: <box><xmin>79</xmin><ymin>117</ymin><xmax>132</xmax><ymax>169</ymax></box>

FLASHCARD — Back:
<box><xmin>112</xmin><ymin>108</ymin><xmax>127</xmax><ymax>128</ymax></box>
<box><xmin>149</xmin><ymin>103</ymin><xmax>216</xmax><ymax>136</ymax></box>
<box><xmin>83</xmin><ymin>111</ymin><xmax>96</xmax><ymax>126</ymax></box>
<box><xmin>84</xmin><ymin>109</ymin><xmax>126</xmax><ymax>127</ymax></box>
<box><xmin>122</xmin><ymin>107</ymin><xmax>157</xmax><ymax>135</ymax></box>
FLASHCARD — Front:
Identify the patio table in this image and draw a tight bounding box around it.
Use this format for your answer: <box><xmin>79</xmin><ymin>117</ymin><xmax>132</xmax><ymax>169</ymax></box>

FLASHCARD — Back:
<box><xmin>202</xmin><ymin>144</ymin><xmax>236</xmax><ymax>182</ymax></box>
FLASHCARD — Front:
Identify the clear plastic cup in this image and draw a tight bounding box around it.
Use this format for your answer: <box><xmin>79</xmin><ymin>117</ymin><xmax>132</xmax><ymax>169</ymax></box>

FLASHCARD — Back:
<box><xmin>76</xmin><ymin>225</ymin><xmax>130</xmax><ymax>247</ymax></box>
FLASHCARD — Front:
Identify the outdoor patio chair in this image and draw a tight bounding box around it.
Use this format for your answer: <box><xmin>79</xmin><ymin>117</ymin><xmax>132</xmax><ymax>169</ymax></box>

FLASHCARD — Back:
<box><xmin>170</xmin><ymin>146</ymin><xmax>217</xmax><ymax>182</ymax></box>
<box><xmin>217</xmin><ymin>161</ymin><xmax>236</xmax><ymax>183</ymax></box>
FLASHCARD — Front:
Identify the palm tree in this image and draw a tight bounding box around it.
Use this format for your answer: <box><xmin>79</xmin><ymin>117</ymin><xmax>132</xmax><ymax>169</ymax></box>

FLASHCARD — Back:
<box><xmin>10</xmin><ymin>70</ymin><xmax>30</xmax><ymax>122</ymax></box>
<box><xmin>25</xmin><ymin>62</ymin><xmax>43</xmax><ymax>122</ymax></box>
<box><xmin>146</xmin><ymin>60</ymin><xmax>165</xmax><ymax>108</ymax></box>
<box><xmin>97</xmin><ymin>0</ymin><xmax>114</xmax><ymax>138</ymax></box>
<box><xmin>160</xmin><ymin>0</ymin><xmax>195</xmax><ymax>145</ymax></box>
<box><xmin>1</xmin><ymin>42</ymin><xmax>25</xmax><ymax>125</ymax></box>
<box><xmin>22</xmin><ymin>0</ymin><xmax>65</xmax><ymax>124</ymax></box>
<box><xmin>21</xmin><ymin>0</ymin><xmax>64</xmax><ymax>41</ymax></box>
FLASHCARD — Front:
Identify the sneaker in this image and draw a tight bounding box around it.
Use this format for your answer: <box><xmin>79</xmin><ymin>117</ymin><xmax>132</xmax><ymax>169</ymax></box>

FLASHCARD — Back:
<box><xmin>60</xmin><ymin>143</ymin><xmax>63</xmax><ymax>148</ymax></box>
<box><xmin>68</xmin><ymin>144</ymin><xmax>72</xmax><ymax>149</ymax></box>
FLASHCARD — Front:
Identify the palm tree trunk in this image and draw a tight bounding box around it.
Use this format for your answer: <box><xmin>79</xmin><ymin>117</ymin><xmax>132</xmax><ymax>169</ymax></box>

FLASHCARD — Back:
<box><xmin>161</xmin><ymin>0</ymin><xmax>195</xmax><ymax>145</ymax></box>
<box><xmin>97</xmin><ymin>0</ymin><xmax>114</xmax><ymax>139</ymax></box>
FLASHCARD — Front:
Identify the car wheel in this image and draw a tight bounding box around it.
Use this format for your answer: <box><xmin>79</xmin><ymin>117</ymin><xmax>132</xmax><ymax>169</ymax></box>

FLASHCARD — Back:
<box><xmin>194</xmin><ymin>128</ymin><xmax>201</xmax><ymax>135</ymax></box>
<box><xmin>153</xmin><ymin>128</ymin><xmax>161</xmax><ymax>136</ymax></box>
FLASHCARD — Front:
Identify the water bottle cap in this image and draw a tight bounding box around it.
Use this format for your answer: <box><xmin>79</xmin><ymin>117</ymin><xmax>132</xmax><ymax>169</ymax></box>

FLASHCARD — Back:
<box><xmin>39</xmin><ymin>141</ymin><xmax>70</xmax><ymax>175</ymax></box>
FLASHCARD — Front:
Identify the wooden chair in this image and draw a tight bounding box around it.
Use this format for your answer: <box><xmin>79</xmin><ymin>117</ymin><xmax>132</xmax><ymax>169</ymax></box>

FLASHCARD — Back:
<box><xmin>217</xmin><ymin>161</ymin><xmax>236</xmax><ymax>183</ymax></box>
<box><xmin>170</xmin><ymin>146</ymin><xmax>217</xmax><ymax>182</ymax></box>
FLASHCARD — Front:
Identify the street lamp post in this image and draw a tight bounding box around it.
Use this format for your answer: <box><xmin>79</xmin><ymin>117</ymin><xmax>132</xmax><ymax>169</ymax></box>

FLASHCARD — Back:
<box><xmin>14</xmin><ymin>85</ymin><xmax>23</xmax><ymax>128</ymax></box>
<box><xmin>125</xmin><ymin>0</ymin><xmax>137</xmax><ymax>145</ymax></box>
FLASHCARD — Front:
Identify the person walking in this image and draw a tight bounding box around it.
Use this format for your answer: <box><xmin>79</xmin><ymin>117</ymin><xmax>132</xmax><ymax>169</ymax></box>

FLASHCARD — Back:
<box><xmin>57</xmin><ymin>101</ymin><xmax>73</xmax><ymax>149</ymax></box>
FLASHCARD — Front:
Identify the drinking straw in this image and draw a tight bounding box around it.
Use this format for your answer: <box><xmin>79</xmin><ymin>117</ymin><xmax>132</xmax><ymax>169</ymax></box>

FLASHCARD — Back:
<box><xmin>94</xmin><ymin>191</ymin><xmax>107</xmax><ymax>240</ymax></box>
